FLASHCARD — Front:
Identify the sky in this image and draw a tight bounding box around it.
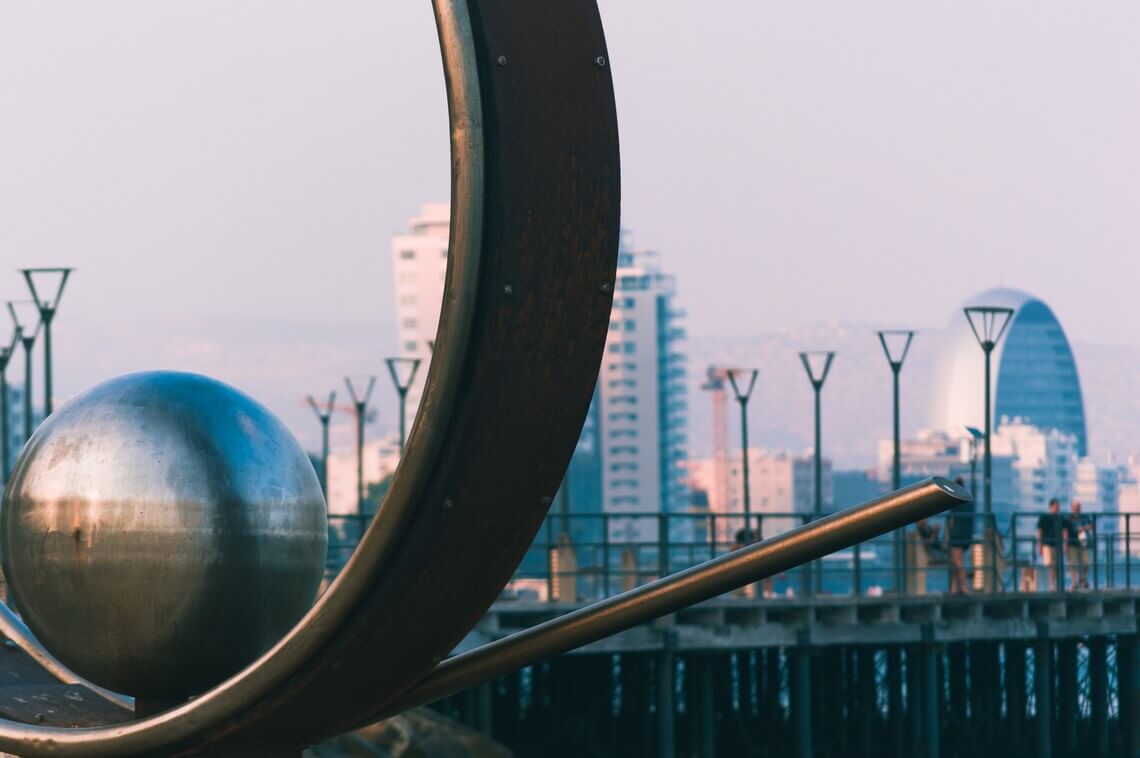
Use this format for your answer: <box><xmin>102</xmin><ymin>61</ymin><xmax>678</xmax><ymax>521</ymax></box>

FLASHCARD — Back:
<box><xmin>1</xmin><ymin>2</ymin><xmax>1139</xmax><ymax>452</ymax></box>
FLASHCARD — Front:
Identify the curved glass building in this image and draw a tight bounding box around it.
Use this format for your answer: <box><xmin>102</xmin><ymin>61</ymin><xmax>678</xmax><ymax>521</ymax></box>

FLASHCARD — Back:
<box><xmin>929</xmin><ymin>287</ymin><xmax>1087</xmax><ymax>456</ymax></box>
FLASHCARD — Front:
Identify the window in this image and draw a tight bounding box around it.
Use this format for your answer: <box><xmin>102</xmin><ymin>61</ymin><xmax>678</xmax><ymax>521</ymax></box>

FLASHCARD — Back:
<box><xmin>610</xmin><ymin>429</ymin><xmax>637</xmax><ymax>439</ymax></box>
<box><xmin>400</xmin><ymin>250</ymin><xmax>416</xmax><ymax>260</ymax></box>
<box><xmin>404</xmin><ymin>341</ymin><xmax>417</xmax><ymax>352</ymax></box>
<box><xmin>610</xmin><ymin>462</ymin><xmax>639</xmax><ymax>472</ymax></box>
<box><xmin>610</xmin><ymin>446</ymin><xmax>638</xmax><ymax>455</ymax></box>
<box><xmin>401</xmin><ymin>318</ymin><xmax>418</xmax><ymax>329</ymax></box>
<box><xmin>624</xmin><ymin>320</ymin><xmax>636</xmax><ymax>331</ymax></box>
<box><xmin>624</xmin><ymin>343</ymin><xmax>637</xmax><ymax>354</ymax></box>
<box><xmin>399</xmin><ymin>295</ymin><xmax>417</xmax><ymax>306</ymax></box>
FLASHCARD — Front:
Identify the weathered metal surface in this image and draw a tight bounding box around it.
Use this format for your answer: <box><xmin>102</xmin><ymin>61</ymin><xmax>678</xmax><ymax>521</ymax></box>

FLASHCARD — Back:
<box><xmin>0</xmin><ymin>602</ymin><xmax>132</xmax><ymax>710</ymax></box>
<box><xmin>0</xmin><ymin>686</ymin><xmax>131</xmax><ymax>728</ymax></box>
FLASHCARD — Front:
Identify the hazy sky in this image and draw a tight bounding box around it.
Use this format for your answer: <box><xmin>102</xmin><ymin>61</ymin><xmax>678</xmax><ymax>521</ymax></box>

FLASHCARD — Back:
<box><xmin>2</xmin><ymin>2</ymin><xmax>1139</xmax><ymax>450</ymax></box>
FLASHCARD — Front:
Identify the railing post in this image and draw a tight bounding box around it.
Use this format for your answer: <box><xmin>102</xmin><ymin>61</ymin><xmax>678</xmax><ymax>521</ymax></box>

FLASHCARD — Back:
<box><xmin>658</xmin><ymin>513</ymin><xmax>669</xmax><ymax>579</ymax></box>
<box><xmin>1011</xmin><ymin>516</ymin><xmax>1019</xmax><ymax>592</ymax></box>
<box><xmin>853</xmin><ymin>538</ymin><xmax>862</xmax><ymax>596</ymax></box>
<box><xmin>990</xmin><ymin>512</ymin><xmax>999</xmax><ymax>593</ymax></box>
<box><xmin>602</xmin><ymin>513</ymin><xmax>610</xmax><ymax>598</ymax></box>
<box><xmin>1092</xmin><ymin>515</ymin><xmax>1100</xmax><ymax>591</ymax></box>
<box><xmin>545</xmin><ymin>517</ymin><xmax>554</xmax><ymax>602</ymax></box>
<box><xmin>1128</xmin><ymin>514</ymin><xmax>1133</xmax><ymax>591</ymax></box>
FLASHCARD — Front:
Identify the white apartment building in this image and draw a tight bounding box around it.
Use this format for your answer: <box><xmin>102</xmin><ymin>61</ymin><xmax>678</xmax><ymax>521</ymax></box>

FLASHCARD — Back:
<box><xmin>390</xmin><ymin>203</ymin><xmax>450</xmax><ymax>434</ymax></box>
<box><xmin>601</xmin><ymin>243</ymin><xmax>687</xmax><ymax>544</ymax></box>
<box><xmin>390</xmin><ymin>211</ymin><xmax>689</xmax><ymax>545</ymax></box>
<box><xmin>990</xmin><ymin>417</ymin><xmax>1080</xmax><ymax>511</ymax></box>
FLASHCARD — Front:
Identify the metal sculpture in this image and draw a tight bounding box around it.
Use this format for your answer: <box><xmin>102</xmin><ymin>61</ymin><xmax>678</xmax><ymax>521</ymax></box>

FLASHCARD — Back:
<box><xmin>1</xmin><ymin>372</ymin><xmax>327</xmax><ymax>706</ymax></box>
<box><xmin>0</xmin><ymin>2</ymin><xmax>967</xmax><ymax>755</ymax></box>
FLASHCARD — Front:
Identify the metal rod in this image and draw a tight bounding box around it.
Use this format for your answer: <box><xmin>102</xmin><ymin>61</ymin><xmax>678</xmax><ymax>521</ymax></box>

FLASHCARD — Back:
<box><xmin>382</xmin><ymin>477</ymin><xmax>968</xmax><ymax>714</ymax></box>
<box><xmin>892</xmin><ymin>366</ymin><xmax>902</xmax><ymax>590</ymax></box>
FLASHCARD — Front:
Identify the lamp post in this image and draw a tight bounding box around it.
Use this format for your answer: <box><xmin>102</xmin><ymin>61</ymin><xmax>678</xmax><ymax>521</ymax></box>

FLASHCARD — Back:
<box><xmin>800</xmin><ymin>351</ymin><xmax>834</xmax><ymax>595</ymax></box>
<box><xmin>8</xmin><ymin>301</ymin><xmax>42</xmax><ymax>443</ymax></box>
<box><xmin>21</xmin><ymin>268</ymin><xmax>73</xmax><ymax>418</ymax></box>
<box><xmin>964</xmin><ymin>306</ymin><xmax>1013</xmax><ymax>594</ymax></box>
<box><xmin>962</xmin><ymin>307</ymin><xmax>1013</xmax><ymax>518</ymax></box>
<box><xmin>877</xmin><ymin>330</ymin><xmax>915</xmax><ymax>592</ymax></box>
<box><xmin>306</xmin><ymin>391</ymin><xmax>337</xmax><ymax>496</ymax></box>
<box><xmin>344</xmin><ymin>376</ymin><xmax>377</xmax><ymax>518</ymax></box>
<box><xmin>0</xmin><ymin>324</ymin><xmax>21</xmax><ymax>486</ymax></box>
<box><xmin>727</xmin><ymin>369</ymin><xmax>759</xmax><ymax>541</ymax></box>
<box><xmin>385</xmin><ymin>357</ymin><xmax>422</xmax><ymax>453</ymax></box>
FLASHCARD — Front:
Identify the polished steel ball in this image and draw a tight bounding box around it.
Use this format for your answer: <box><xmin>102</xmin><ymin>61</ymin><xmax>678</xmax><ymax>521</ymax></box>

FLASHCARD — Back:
<box><xmin>0</xmin><ymin>372</ymin><xmax>328</xmax><ymax>701</ymax></box>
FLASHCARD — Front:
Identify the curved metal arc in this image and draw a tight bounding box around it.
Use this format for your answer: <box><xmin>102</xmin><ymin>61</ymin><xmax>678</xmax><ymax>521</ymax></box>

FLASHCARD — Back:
<box><xmin>0</xmin><ymin>603</ymin><xmax>133</xmax><ymax>711</ymax></box>
<box><xmin>383</xmin><ymin>477</ymin><xmax>970</xmax><ymax>715</ymax></box>
<box><xmin>0</xmin><ymin>0</ymin><xmax>484</xmax><ymax>754</ymax></box>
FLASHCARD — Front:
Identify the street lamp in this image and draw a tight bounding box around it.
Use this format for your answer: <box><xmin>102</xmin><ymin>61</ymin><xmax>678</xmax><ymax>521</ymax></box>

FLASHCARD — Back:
<box><xmin>962</xmin><ymin>306</ymin><xmax>1013</xmax><ymax>518</ymax></box>
<box><xmin>964</xmin><ymin>426</ymin><xmax>984</xmax><ymax>500</ymax></box>
<box><xmin>22</xmin><ymin>268</ymin><xmax>73</xmax><ymax>418</ymax></box>
<box><xmin>0</xmin><ymin>323</ymin><xmax>22</xmax><ymax>486</ymax></box>
<box><xmin>799</xmin><ymin>351</ymin><xmax>835</xmax><ymax>518</ymax></box>
<box><xmin>344</xmin><ymin>376</ymin><xmax>377</xmax><ymax>518</ymax></box>
<box><xmin>306</xmin><ymin>391</ymin><xmax>337</xmax><ymax>497</ymax></box>
<box><xmin>800</xmin><ymin>351</ymin><xmax>834</xmax><ymax>595</ymax></box>
<box><xmin>8</xmin><ymin>301</ymin><xmax>42</xmax><ymax>443</ymax></box>
<box><xmin>385</xmin><ymin>357</ymin><xmax>422</xmax><ymax>453</ymax></box>
<box><xmin>726</xmin><ymin>369</ymin><xmax>759</xmax><ymax>540</ymax></box>
<box><xmin>877</xmin><ymin>330</ymin><xmax>915</xmax><ymax>592</ymax></box>
<box><xmin>965</xmin><ymin>306</ymin><xmax>1013</xmax><ymax>594</ymax></box>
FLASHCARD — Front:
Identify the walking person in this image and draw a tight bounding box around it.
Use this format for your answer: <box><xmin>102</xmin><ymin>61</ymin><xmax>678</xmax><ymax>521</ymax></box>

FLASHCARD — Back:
<box><xmin>946</xmin><ymin>476</ymin><xmax>974</xmax><ymax>594</ymax></box>
<box><xmin>1065</xmin><ymin>500</ymin><xmax>1092</xmax><ymax>590</ymax></box>
<box><xmin>1036</xmin><ymin>498</ymin><xmax>1068</xmax><ymax>591</ymax></box>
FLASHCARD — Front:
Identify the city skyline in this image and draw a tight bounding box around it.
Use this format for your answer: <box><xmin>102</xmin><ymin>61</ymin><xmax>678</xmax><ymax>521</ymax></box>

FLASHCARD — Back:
<box><xmin>2</xmin><ymin>2</ymin><xmax>1140</xmax><ymax>463</ymax></box>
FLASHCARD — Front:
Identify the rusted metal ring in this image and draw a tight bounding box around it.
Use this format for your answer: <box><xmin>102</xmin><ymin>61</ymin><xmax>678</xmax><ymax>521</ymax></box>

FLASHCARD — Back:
<box><xmin>0</xmin><ymin>0</ymin><xmax>620</xmax><ymax>754</ymax></box>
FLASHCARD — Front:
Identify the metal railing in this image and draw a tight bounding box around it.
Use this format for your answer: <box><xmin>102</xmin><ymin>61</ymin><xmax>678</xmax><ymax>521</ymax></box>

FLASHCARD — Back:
<box><xmin>326</xmin><ymin>509</ymin><xmax>1140</xmax><ymax>601</ymax></box>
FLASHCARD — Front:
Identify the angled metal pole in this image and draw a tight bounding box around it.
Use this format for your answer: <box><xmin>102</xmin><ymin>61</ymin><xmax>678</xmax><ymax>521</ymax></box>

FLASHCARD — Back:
<box><xmin>22</xmin><ymin>268</ymin><xmax>73</xmax><ymax>418</ymax></box>
<box><xmin>307</xmin><ymin>391</ymin><xmax>337</xmax><ymax>496</ymax></box>
<box><xmin>384</xmin><ymin>478</ymin><xmax>969</xmax><ymax>715</ymax></box>
<box><xmin>345</xmin><ymin>377</ymin><xmax>377</xmax><ymax>517</ymax></box>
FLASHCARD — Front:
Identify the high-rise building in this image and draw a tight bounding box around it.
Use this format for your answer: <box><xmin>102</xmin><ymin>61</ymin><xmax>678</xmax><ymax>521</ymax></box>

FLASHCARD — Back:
<box><xmin>601</xmin><ymin>240</ymin><xmax>688</xmax><ymax>543</ymax></box>
<box><xmin>389</xmin><ymin>211</ymin><xmax>687</xmax><ymax>545</ymax></box>
<box><xmin>390</xmin><ymin>203</ymin><xmax>450</xmax><ymax>434</ymax></box>
<box><xmin>929</xmin><ymin>287</ymin><xmax>1087</xmax><ymax>455</ymax></box>
<box><xmin>876</xmin><ymin>428</ymin><xmax>1016</xmax><ymax>508</ymax></box>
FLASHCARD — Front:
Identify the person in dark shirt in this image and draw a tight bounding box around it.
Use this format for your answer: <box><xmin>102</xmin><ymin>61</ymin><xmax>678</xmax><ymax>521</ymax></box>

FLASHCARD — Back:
<box><xmin>1036</xmin><ymin>498</ymin><xmax>1068</xmax><ymax>591</ymax></box>
<box><xmin>1065</xmin><ymin>500</ymin><xmax>1092</xmax><ymax>590</ymax></box>
<box><xmin>946</xmin><ymin>476</ymin><xmax>975</xmax><ymax>594</ymax></box>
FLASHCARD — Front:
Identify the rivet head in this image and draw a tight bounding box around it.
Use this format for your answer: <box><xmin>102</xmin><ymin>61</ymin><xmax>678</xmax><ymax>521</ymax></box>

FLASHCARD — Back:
<box><xmin>497</xmin><ymin>55</ymin><xmax>508</xmax><ymax>67</ymax></box>
<box><xmin>595</xmin><ymin>56</ymin><xmax>607</xmax><ymax>67</ymax></box>
<box><xmin>503</xmin><ymin>285</ymin><xmax>514</xmax><ymax>297</ymax></box>
<box><xmin>444</xmin><ymin>498</ymin><xmax>455</xmax><ymax>510</ymax></box>
<box><xmin>601</xmin><ymin>282</ymin><xmax>613</xmax><ymax>294</ymax></box>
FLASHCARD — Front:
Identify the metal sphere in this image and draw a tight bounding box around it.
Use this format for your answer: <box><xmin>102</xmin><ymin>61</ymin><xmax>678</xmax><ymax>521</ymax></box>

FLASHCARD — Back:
<box><xmin>0</xmin><ymin>372</ymin><xmax>328</xmax><ymax>701</ymax></box>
